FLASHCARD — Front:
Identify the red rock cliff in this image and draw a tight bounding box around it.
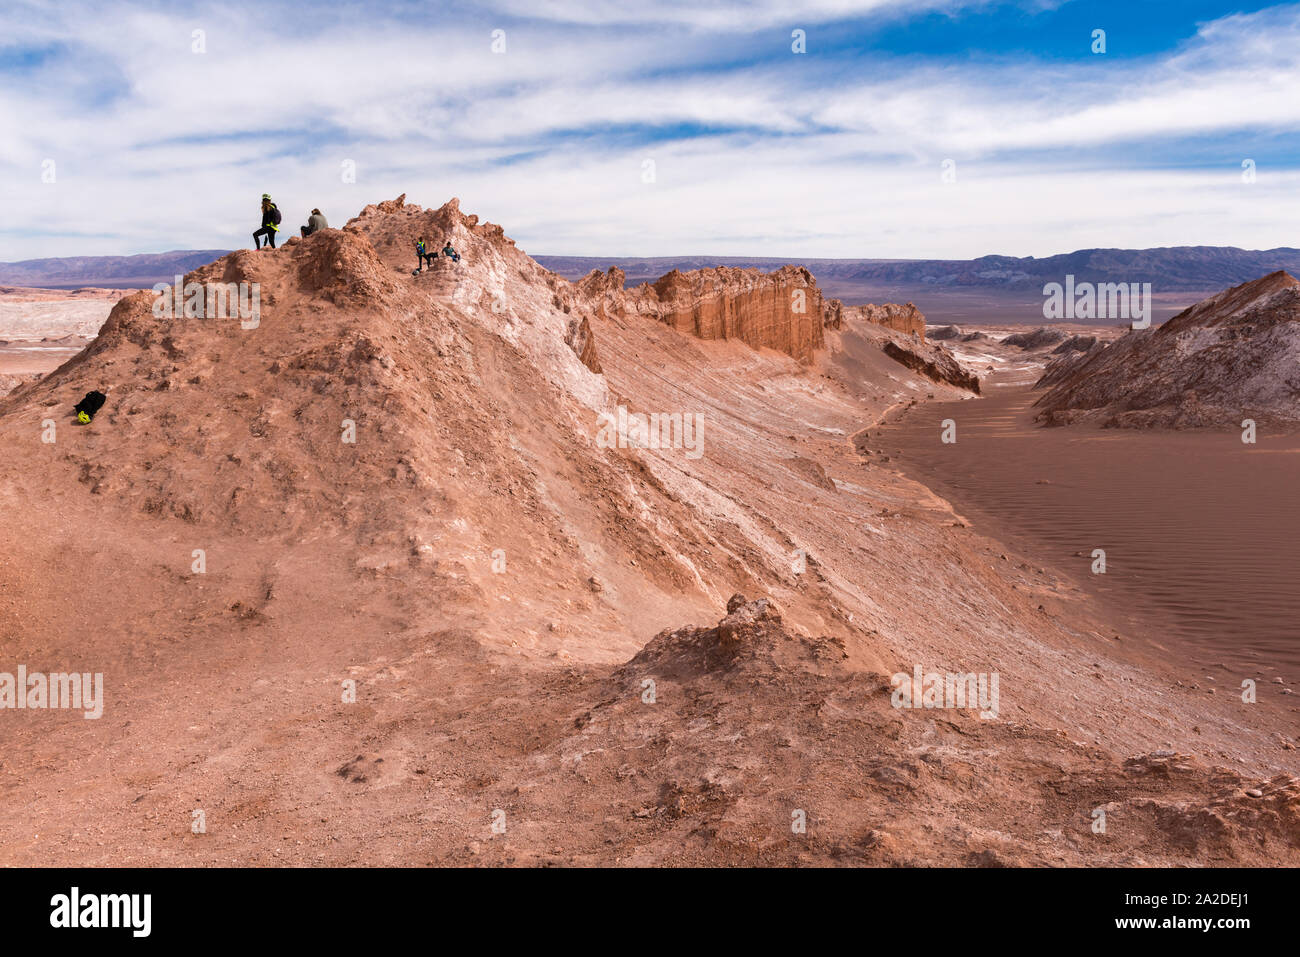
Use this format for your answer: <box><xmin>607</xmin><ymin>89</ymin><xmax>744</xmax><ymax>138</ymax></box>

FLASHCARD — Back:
<box><xmin>604</xmin><ymin>265</ymin><xmax>827</xmax><ymax>362</ymax></box>
<box><xmin>575</xmin><ymin>267</ymin><xmax>930</xmax><ymax>361</ymax></box>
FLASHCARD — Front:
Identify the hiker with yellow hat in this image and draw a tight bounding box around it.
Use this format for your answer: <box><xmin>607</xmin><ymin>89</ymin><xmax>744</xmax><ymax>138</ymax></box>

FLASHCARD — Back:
<box><xmin>253</xmin><ymin>194</ymin><xmax>282</xmax><ymax>249</ymax></box>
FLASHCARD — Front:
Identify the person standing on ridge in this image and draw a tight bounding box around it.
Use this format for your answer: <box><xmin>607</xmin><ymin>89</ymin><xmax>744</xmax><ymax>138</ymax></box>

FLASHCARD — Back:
<box><xmin>413</xmin><ymin>236</ymin><xmax>436</xmax><ymax>275</ymax></box>
<box><xmin>300</xmin><ymin>208</ymin><xmax>328</xmax><ymax>237</ymax></box>
<box><xmin>253</xmin><ymin>194</ymin><xmax>282</xmax><ymax>249</ymax></box>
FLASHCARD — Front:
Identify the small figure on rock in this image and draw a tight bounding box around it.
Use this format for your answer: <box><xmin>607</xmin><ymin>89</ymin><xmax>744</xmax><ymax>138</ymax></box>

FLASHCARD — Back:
<box><xmin>253</xmin><ymin>194</ymin><xmax>281</xmax><ymax>249</ymax></box>
<box><xmin>413</xmin><ymin>236</ymin><xmax>437</xmax><ymax>275</ymax></box>
<box><xmin>442</xmin><ymin>240</ymin><xmax>461</xmax><ymax>263</ymax></box>
<box><xmin>300</xmin><ymin>208</ymin><xmax>328</xmax><ymax>237</ymax></box>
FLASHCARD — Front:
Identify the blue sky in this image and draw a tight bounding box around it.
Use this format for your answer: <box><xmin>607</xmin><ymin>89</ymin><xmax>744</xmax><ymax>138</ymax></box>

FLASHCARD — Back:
<box><xmin>2</xmin><ymin>0</ymin><xmax>1299</xmax><ymax>260</ymax></box>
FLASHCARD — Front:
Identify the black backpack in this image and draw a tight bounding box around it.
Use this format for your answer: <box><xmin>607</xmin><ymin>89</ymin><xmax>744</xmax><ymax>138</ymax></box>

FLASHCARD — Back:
<box><xmin>74</xmin><ymin>390</ymin><xmax>107</xmax><ymax>422</ymax></box>
<box><xmin>270</xmin><ymin>205</ymin><xmax>282</xmax><ymax>225</ymax></box>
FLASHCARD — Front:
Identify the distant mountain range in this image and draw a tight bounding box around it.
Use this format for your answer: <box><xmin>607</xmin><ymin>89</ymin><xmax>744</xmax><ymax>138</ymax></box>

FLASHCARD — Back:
<box><xmin>0</xmin><ymin>250</ymin><xmax>230</xmax><ymax>290</ymax></box>
<box><xmin>535</xmin><ymin>248</ymin><xmax>1300</xmax><ymax>324</ymax></box>
<box><xmin>5</xmin><ymin>245</ymin><xmax>1298</xmax><ymax>324</ymax></box>
<box><xmin>536</xmin><ymin>246</ymin><xmax>1300</xmax><ymax>292</ymax></box>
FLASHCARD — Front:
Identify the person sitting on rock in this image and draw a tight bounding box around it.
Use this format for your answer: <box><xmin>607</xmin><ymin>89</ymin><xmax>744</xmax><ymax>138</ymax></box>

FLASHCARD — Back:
<box><xmin>413</xmin><ymin>237</ymin><xmax>437</xmax><ymax>275</ymax></box>
<box><xmin>253</xmin><ymin>194</ymin><xmax>281</xmax><ymax>249</ymax></box>
<box><xmin>441</xmin><ymin>240</ymin><xmax>460</xmax><ymax>263</ymax></box>
<box><xmin>300</xmin><ymin>208</ymin><xmax>328</xmax><ymax>238</ymax></box>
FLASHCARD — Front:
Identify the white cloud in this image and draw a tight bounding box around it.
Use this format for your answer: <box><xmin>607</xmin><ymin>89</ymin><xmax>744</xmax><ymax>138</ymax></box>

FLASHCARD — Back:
<box><xmin>484</xmin><ymin>0</ymin><xmax>980</xmax><ymax>29</ymax></box>
<box><xmin>1</xmin><ymin>1</ymin><xmax>1299</xmax><ymax>259</ymax></box>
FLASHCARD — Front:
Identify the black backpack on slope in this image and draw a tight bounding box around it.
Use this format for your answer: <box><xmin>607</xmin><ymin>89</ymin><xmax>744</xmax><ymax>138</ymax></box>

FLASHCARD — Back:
<box><xmin>73</xmin><ymin>390</ymin><xmax>107</xmax><ymax>423</ymax></box>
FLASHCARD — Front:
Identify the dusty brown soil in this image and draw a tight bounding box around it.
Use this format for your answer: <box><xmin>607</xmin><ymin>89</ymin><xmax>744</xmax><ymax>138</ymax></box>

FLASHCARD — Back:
<box><xmin>880</xmin><ymin>377</ymin><xmax>1300</xmax><ymax>682</ymax></box>
<box><xmin>0</xmin><ymin>200</ymin><xmax>1295</xmax><ymax>867</ymax></box>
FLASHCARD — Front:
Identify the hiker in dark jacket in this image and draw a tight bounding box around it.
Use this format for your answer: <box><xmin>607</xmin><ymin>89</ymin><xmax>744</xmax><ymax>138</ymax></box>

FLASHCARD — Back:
<box><xmin>412</xmin><ymin>236</ymin><xmax>437</xmax><ymax>275</ymax></box>
<box><xmin>253</xmin><ymin>194</ymin><xmax>281</xmax><ymax>249</ymax></box>
<box><xmin>300</xmin><ymin>208</ymin><xmax>328</xmax><ymax>237</ymax></box>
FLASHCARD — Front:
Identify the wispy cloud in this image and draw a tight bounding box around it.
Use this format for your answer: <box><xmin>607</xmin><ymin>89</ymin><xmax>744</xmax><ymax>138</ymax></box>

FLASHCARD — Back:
<box><xmin>483</xmin><ymin>0</ymin><xmax>984</xmax><ymax>29</ymax></box>
<box><xmin>2</xmin><ymin>0</ymin><xmax>1298</xmax><ymax>259</ymax></box>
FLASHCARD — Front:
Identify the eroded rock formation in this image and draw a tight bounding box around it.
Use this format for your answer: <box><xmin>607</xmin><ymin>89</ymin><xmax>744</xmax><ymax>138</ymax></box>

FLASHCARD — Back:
<box><xmin>882</xmin><ymin>338</ymin><xmax>981</xmax><ymax>393</ymax></box>
<box><xmin>824</xmin><ymin>299</ymin><xmax>926</xmax><ymax>339</ymax></box>
<box><xmin>622</xmin><ymin>266</ymin><xmax>826</xmax><ymax>362</ymax></box>
<box><xmin>847</xmin><ymin>302</ymin><xmax>926</xmax><ymax>339</ymax></box>
<box><xmin>1004</xmin><ymin>326</ymin><xmax>1068</xmax><ymax>349</ymax></box>
<box><xmin>1036</xmin><ymin>271</ymin><xmax>1300</xmax><ymax>427</ymax></box>
<box><xmin>927</xmin><ymin>324</ymin><xmax>962</xmax><ymax>340</ymax></box>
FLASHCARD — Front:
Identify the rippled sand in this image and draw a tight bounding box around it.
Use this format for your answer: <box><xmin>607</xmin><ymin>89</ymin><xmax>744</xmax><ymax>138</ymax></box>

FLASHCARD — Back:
<box><xmin>883</xmin><ymin>382</ymin><xmax>1300</xmax><ymax>677</ymax></box>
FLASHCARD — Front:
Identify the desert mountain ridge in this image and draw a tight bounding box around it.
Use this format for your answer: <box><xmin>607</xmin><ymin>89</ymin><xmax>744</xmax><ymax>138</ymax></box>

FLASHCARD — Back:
<box><xmin>1036</xmin><ymin>271</ymin><xmax>1300</xmax><ymax>428</ymax></box>
<box><xmin>0</xmin><ymin>250</ymin><xmax>232</xmax><ymax>288</ymax></box>
<box><xmin>0</xmin><ymin>196</ymin><xmax>1295</xmax><ymax>866</ymax></box>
